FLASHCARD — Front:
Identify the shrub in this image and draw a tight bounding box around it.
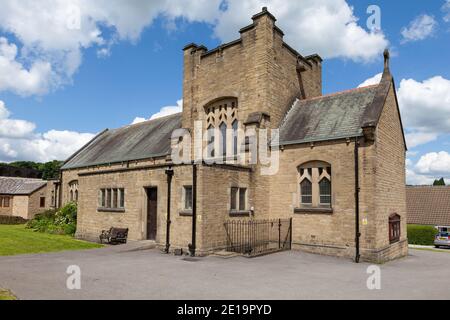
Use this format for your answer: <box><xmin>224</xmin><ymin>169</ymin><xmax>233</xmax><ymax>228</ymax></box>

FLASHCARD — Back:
<box><xmin>407</xmin><ymin>224</ymin><xmax>438</xmax><ymax>245</ymax></box>
<box><xmin>26</xmin><ymin>203</ymin><xmax>77</xmax><ymax>236</ymax></box>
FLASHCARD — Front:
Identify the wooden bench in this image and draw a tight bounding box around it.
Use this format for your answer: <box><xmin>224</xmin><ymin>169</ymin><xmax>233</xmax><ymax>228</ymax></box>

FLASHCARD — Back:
<box><xmin>99</xmin><ymin>227</ymin><xmax>129</xmax><ymax>245</ymax></box>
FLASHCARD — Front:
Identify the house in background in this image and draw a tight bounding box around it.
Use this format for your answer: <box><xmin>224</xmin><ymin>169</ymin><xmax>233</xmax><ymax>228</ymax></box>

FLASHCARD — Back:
<box><xmin>407</xmin><ymin>186</ymin><xmax>450</xmax><ymax>226</ymax></box>
<box><xmin>60</xmin><ymin>8</ymin><xmax>407</xmax><ymax>263</ymax></box>
<box><xmin>0</xmin><ymin>177</ymin><xmax>57</xmax><ymax>220</ymax></box>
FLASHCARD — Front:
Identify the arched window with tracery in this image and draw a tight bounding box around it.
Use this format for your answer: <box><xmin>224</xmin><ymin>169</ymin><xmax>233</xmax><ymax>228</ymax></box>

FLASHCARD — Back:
<box><xmin>298</xmin><ymin>162</ymin><xmax>332</xmax><ymax>208</ymax></box>
<box><xmin>68</xmin><ymin>180</ymin><xmax>79</xmax><ymax>203</ymax></box>
<box><xmin>204</xmin><ymin>97</ymin><xmax>239</xmax><ymax>159</ymax></box>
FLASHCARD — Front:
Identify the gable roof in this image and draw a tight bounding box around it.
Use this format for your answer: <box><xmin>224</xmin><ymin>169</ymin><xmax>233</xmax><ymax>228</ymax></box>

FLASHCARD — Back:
<box><xmin>407</xmin><ymin>186</ymin><xmax>450</xmax><ymax>226</ymax></box>
<box><xmin>278</xmin><ymin>85</ymin><xmax>379</xmax><ymax>146</ymax></box>
<box><xmin>62</xmin><ymin>113</ymin><xmax>182</xmax><ymax>170</ymax></box>
<box><xmin>0</xmin><ymin>177</ymin><xmax>47</xmax><ymax>195</ymax></box>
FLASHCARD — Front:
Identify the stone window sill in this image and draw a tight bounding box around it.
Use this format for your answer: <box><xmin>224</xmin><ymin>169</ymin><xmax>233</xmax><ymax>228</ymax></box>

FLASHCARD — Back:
<box><xmin>179</xmin><ymin>210</ymin><xmax>193</xmax><ymax>217</ymax></box>
<box><xmin>294</xmin><ymin>207</ymin><xmax>333</xmax><ymax>215</ymax></box>
<box><xmin>97</xmin><ymin>208</ymin><xmax>125</xmax><ymax>213</ymax></box>
<box><xmin>229</xmin><ymin>210</ymin><xmax>251</xmax><ymax>217</ymax></box>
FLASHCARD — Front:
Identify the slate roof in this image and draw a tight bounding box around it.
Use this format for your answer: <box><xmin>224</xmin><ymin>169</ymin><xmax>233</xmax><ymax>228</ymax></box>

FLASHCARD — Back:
<box><xmin>278</xmin><ymin>85</ymin><xmax>379</xmax><ymax>146</ymax></box>
<box><xmin>407</xmin><ymin>186</ymin><xmax>450</xmax><ymax>226</ymax></box>
<box><xmin>62</xmin><ymin>113</ymin><xmax>182</xmax><ymax>170</ymax></box>
<box><xmin>0</xmin><ymin>177</ymin><xmax>47</xmax><ymax>195</ymax></box>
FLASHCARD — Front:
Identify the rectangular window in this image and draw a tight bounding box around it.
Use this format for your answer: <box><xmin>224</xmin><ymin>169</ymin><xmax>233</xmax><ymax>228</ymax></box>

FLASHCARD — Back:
<box><xmin>112</xmin><ymin>189</ymin><xmax>118</xmax><ymax>208</ymax></box>
<box><xmin>40</xmin><ymin>197</ymin><xmax>45</xmax><ymax>208</ymax></box>
<box><xmin>184</xmin><ymin>186</ymin><xmax>193</xmax><ymax>210</ymax></box>
<box><xmin>106</xmin><ymin>189</ymin><xmax>112</xmax><ymax>208</ymax></box>
<box><xmin>230</xmin><ymin>187</ymin><xmax>247</xmax><ymax>212</ymax></box>
<box><xmin>119</xmin><ymin>189</ymin><xmax>125</xmax><ymax>208</ymax></box>
<box><xmin>0</xmin><ymin>196</ymin><xmax>3</xmax><ymax>207</ymax></box>
<box><xmin>99</xmin><ymin>188</ymin><xmax>125</xmax><ymax>210</ymax></box>
<box><xmin>239</xmin><ymin>188</ymin><xmax>247</xmax><ymax>211</ymax></box>
<box><xmin>230</xmin><ymin>188</ymin><xmax>238</xmax><ymax>211</ymax></box>
<box><xmin>3</xmin><ymin>197</ymin><xmax>10</xmax><ymax>208</ymax></box>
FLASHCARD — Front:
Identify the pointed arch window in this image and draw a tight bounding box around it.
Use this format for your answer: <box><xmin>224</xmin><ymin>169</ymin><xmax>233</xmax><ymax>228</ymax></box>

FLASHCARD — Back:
<box><xmin>319</xmin><ymin>178</ymin><xmax>331</xmax><ymax>205</ymax></box>
<box><xmin>298</xmin><ymin>162</ymin><xmax>332</xmax><ymax>209</ymax></box>
<box><xmin>204</xmin><ymin>97</ymin><xmax>238</xmax><ymax>160</ymax></box>
<box><xmin>206</xmin><ymin>125</ymin><xmax>215</xmax><ymax>159</ymax></box>
<box><xmin>68</xmin><ymin>180</ymin><xmax>79</xmax><ymax>203</ymax></box>
<box><xmin>232</xmin><ymin>120</ymin><xmax>238</xmax><ymax>156</ymax></box>
<box><xmin>220</xmin><ymin>122</ymin><xmax>227</xmax><ymax>157</ymax></box>
<box><xmin>300</xmin><ymin>179</ymin><xmax>313</xmax><ymax>205</ymax></box>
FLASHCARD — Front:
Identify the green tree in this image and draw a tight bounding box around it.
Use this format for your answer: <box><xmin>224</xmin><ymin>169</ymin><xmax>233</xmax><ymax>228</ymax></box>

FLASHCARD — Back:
<box><xmin>433</xmin><ymin>178</ymin><xmax>446</xmax><ymax>186</ymax></box>
<box><xmin>40</xmin><ymin>161</ymin><xmax>63</xmax><ymax>180</ymax></box>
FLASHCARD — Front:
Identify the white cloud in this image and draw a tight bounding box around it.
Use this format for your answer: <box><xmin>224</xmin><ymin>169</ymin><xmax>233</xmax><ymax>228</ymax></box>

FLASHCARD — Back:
<box><xmin>0</xmin><ymin>38</ymin><xmax>52</xmax><ymax>96</ymax></box>
<box><xmin>443</xmin><ymin>0</ymin><xmax>450</xmax><ymax>22</ymax></box>
<box><xmin>358</xmin><ymin>73</ymin><xmax>450</xmax><ymax>149</ymax></box>
<box><xmin>415</xmin><ymin>151</ymin><xmax>450</xmax><ymax>176</ymax></box>
<box><xmin>405</xmin><ymin>132</ymin><xmax>439</xmax><ymax>149</ymax></box>
<box><xmin>401</xmin><ymin>14</ymin><xmax>438</xmax><ymax>43</ymax></box>
<box><xmin>0</xmin><ymin>0</ymin><xmax>388</xmax><ymax>96</ymax></box>
<box><xmin>406</xmin><ymin>152</ymin><xmax>450</xmax><ymax>185</ymax></box>
<box><xmin>214</xmin><ymin>0</ymin><xmax>388</xmax><ymax>62</ymax></box>
<box><xmin>0</xmin><ymin>100</ymin><xmax>95</xmax><ymax>162</ymax></box>
<box><xmin>358</xmin><ymin>73</ymin><xmax>382</xmax><ymax>88</ymax></box>
<box><xmin>132</xmin><ymin>99</ymin><xmax>183</xmax><ymax>124</ymax></box>
<box><xmin>398</xmin><ymin>76</ymin><xmax>450</xmax><ymax>148</ymax></box>
<box><xmin>0</xmin><ymin>0</ymin><xmax>221</xmax><ymax>96</ymax></box>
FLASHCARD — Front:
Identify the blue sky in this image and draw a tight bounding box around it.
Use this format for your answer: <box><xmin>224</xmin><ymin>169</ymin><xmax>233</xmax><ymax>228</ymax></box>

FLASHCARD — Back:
<box><xmin>0</xmin><ymin>0</ymin><xmax>449</xmax><ymax>185</ymax></box>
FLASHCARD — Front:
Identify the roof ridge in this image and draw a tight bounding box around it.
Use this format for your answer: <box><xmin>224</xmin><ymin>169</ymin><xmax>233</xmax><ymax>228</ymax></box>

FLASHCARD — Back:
<box><xmin>121</xmin><ymin>112</ymin><xmax>182</xmax><ymax>131</ymax></box>
<box><xmin>297</xmin><ymin>84</ymin><xmax>379</xmax><ymax>104</ymax></box>
<box><xmin>0</xmin><ymin>176</ymin><xmax>44</xmax><ymax>181</ymax></box>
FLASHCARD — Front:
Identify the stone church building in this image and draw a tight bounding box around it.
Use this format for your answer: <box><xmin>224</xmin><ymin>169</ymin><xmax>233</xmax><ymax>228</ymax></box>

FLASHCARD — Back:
<box><xmin>60</xmin><ymin>8</ymin><xmax>407</xmax><ymax>263</ymax></box>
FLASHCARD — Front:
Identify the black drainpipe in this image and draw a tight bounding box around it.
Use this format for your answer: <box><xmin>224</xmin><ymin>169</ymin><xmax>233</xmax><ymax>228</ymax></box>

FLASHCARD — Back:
<box><xmin>58</xmin><ymin>171</ymin><xmax>63</xmax><ymax>209</ymax></box>
<box><xmin>164</xmin><ymin>167</ymin><xmax>174</xmax><ymax>254</ymax></box>
<box><xmin>189</xmin><ymin>164</ymin><xmax>198</xmax><ymax>257</ymax></box>
<box><xmin>354</xmin><ymin>138</ymin><xmax>361</xmax><ymax>263</ymax></box>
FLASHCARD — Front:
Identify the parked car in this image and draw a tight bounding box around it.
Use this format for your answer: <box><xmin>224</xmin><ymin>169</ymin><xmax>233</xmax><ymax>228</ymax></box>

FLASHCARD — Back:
<box><xmin>435</xmin><ymin>226</ymin><xmax>450</xmax><ymax>248</ymax></box>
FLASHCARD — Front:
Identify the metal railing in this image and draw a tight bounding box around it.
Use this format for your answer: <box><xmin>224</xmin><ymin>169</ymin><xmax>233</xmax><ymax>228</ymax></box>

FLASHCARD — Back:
<box><xmin>224</xmin><ymin>218</ymin><xmax>292</xmax><ymax>257</ymax></box>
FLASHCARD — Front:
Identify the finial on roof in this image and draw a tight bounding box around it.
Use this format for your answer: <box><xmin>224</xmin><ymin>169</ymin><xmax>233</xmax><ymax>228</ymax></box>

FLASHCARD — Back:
<box><xmin>262</xmin><ymin>7</ymin><xmax>268</xmax><ymax>12</ymax></box>
<box><xmin>383</xmin><ymin>49</ymin><xmax>390</xmax><ymax>70</ymax></box>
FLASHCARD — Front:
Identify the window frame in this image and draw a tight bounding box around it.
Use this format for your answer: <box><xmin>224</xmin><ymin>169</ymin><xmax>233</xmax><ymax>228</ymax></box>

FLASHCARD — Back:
<box><xmin>183</xmin><ymin>186</ymin><xmax>193</xmax><ymax>211</ymax></box>
<box><xmin>389</xmin><ymin>214</ymin><xmax>401</xmax><ymax>244</ymax></box>
<box><xmin>98</xmin><ymin>188</ymin><xmax>125</xmax><ymax>212</ymax></box>
<box><xmin>230</xmin><ymin>187</ymin><xmax>248</xmax><ymax>214</ymax></box>
<box><xmin>40</xmin><ymin>197</ymin><xmax>46</xmax><ymax>208</ymax></box>
<box><xmin>297</xmin><ymin>161</ymin><xmax>333</xmax><ymax>213</ymax></box>
<box><xmin>300</xmin><ymin>178</ymin><xmax>313</xmax><ymax>205</ymax></box>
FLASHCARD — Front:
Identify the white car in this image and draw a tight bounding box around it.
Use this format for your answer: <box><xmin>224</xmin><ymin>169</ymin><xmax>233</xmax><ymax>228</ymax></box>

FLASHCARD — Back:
<box><xmin>435</xmin><ymin>227</ymin><xmax>450</xmax><ymax>248</ymax></box>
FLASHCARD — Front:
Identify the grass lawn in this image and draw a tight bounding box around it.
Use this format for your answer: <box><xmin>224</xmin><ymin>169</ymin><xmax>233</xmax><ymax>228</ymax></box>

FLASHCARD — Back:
<box><xmin>0</xmin><ymin>289</ymin><xmax>16</xmax><ymax>300</ymax></box>
<box><xmin>0</xmin><ymin>225</ymin><xmax>103</xmax><ymax>256</ymax></box>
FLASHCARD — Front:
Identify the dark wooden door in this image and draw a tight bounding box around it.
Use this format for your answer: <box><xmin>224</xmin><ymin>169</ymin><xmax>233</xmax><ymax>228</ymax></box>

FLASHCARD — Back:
<box><xmin>146</xmin><ymin>188</ymin><xmax>158</xmax><ymax>240</ymax></box>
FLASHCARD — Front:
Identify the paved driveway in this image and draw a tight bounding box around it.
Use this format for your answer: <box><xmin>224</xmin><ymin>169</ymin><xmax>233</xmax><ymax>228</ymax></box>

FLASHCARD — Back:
<box><xmin>0</xmin><ymin>246</ymin><xmax>449</xmax><ymax>300</ymax></box>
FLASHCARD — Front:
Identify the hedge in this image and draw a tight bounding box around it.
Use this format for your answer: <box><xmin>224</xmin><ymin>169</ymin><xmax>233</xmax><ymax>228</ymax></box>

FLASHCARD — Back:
<box><xmin>407</xmin><ymin>224</ymin><xmax>438</xmax><ymax>245</ymax></box>
<box><xmin>0</xmin><ymin>216</ymin><xmax>28</xmax><ymax>225</ymax></box>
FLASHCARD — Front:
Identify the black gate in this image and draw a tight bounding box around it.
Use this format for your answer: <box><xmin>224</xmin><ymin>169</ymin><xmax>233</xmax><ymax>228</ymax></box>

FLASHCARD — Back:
<box><xmin>224</xmin><ymin>219</ymin><xmax>292</xmax><ymax>257</ymax></box>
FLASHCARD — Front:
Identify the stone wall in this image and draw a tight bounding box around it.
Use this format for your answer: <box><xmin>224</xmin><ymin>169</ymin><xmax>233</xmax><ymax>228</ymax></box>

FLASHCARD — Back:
<box><xmin>28</xmin><ymin>186</ymin><xmax>49</xmax><ymax>219</ymax></box>
<box><xmin>269</xmin><ymin>139</ymin><xmax>372</xmax><ymax>260</ymax></box>
<box><xmin>182</xmin><ymin>11</ymin><xmax>322</xmax><ymax>135</ymax></box>
<box><xmin>12</xmin><ymin>196</ymin><xmax>28</xmax><ymax>219</ymax></box>
<box><xmin>371</xmin><ymin>84</ymin><xmax>408</xmax><ymax>262</ymax></box>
